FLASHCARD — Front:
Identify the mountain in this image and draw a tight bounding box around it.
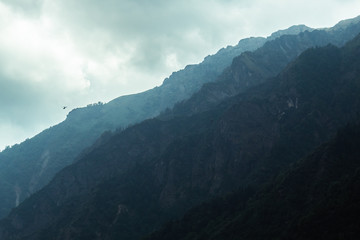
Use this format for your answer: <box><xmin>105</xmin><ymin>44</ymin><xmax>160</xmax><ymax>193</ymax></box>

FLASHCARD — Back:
<box><xmin>0</xmin><ymin>22</ymin><xmax>316</xmax><ymax>219</ymax></box>
<box><xmin>167</xmin><ymin>15</ymin><xmax>360</xmax><ymax>117</ymax></box>
<box><xmin>1</xmin><ymin>27</ymin><xmax>360</xmax><ymax>240</ymax></box>
<box><xmin>145</xmin><ymin>122</ymin><xmax>360</xmax><ymax>240</ymax></box>
<box><xmin>267</xmin><ymin>24</ymin><xmax>315</xmax><ymax>41</ymax></box>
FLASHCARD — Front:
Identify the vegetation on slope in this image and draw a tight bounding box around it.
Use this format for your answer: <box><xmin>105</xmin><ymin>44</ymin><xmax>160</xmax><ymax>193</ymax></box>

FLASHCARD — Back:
<box><xmin>145</xmin><ymin>122</ymin><xmax>360</xmax><ymax>240</ymax></box>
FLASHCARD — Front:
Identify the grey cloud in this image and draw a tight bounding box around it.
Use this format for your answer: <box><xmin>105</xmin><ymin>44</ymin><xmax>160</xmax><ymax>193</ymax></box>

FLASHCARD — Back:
<box><xmin>0</xmin><ymin>0</ymin><xmax>44</xmax><ymax>16</ymax></box>
<box><xmin>0</xmin><ymin>74</ymin><xmax>62</xmax><ymax>150</ymax></box>
<box><xmin>49</xmin><ymin>0</ymin><xmax>248</xmax><ymax>66</ymax></box>
<box><xmin>0</xmin><ymin>74</ymin><xmax>64</xmax><ymax>127</ymax></box>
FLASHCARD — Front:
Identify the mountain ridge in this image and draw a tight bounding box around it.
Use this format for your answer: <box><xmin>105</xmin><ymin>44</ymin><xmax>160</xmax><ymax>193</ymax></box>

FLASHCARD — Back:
<box><xmin>166</xmin><ymin>19</ymin><xmax>360</xmax><ymax>118</ymax></box>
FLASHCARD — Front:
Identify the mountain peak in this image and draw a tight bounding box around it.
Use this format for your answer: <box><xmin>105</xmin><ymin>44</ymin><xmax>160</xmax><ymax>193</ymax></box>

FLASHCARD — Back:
<box><xmin>325</xmin><ymin>15</ymin><xmax>360</xmax><ymax>31</ymax></box>
<box><xmin>268</xmin><ymin>24</ymin><xmax>313</xmax><ymax>40</ymax></box>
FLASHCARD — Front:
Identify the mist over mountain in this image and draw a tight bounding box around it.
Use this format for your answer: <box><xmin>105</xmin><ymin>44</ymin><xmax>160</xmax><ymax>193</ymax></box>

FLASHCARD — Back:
<box><xmin>0</xmin><ymin>19</ymin><xmax>360</xmax><ymax>239</ymax></box>
<box><xmin>0</xmin><ymin>20</ymin><xmax>331</xmax><ymax>219</ymax></box>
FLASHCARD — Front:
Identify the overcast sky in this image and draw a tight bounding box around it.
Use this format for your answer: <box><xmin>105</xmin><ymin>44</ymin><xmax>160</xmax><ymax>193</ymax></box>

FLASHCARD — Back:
<box><xmin>0</xmin><ymin>0</ymin><xmax>359</xmax><ymax>151</ymax></box>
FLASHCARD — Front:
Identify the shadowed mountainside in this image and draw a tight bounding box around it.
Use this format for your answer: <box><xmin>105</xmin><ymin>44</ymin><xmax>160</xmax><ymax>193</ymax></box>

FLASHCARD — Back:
<box><xmin>145</xmin><ymin>122</ymin><xmax>360</xmax><ymax>240</ymax></box>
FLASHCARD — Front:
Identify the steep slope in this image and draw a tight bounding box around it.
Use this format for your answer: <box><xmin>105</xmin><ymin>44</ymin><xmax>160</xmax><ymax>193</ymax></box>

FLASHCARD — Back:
<box><xmin>145</xmin><ymin>122</ymin><xmax>360</xmax><ymax>240</ymax></box>
<box><xmin>1</xmin><ymin>30</ymin><xmax>360</xmax><ymax>240</ymax></box>
<box><xmin>0</xmin><ymin>23</ymin><xmax>316</xmax><ymax>219</ymax></box>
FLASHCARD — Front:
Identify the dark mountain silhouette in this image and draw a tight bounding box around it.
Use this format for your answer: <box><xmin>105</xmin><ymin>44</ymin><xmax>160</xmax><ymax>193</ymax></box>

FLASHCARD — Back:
<box><xmin>0</xmin><ymin>22</ymin><xmax>318</xmax><ymax>219</ymax></box>
<box><xmin>1</xmin><ymin>26</ymin><xmax>360</xmax><ymax>240</ymax></box>
<box><xmin>145</xmin><ymin>121</ymin><xmax>360</xmax><ymax>240</ymax></box>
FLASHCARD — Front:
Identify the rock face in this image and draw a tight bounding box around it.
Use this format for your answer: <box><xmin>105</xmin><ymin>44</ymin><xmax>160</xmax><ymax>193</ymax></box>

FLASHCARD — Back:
<box><xmin>1</xmin><ymin>29</ymin><xmax>360</xmax><ymax>240</ymax></box>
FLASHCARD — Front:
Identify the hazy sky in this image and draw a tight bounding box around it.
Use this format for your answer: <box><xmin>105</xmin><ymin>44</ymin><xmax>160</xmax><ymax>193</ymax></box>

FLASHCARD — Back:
<box><xmin>0</xmin><ymin>0</ymin><xmax>359</xmax><ymax>151</ymax></box>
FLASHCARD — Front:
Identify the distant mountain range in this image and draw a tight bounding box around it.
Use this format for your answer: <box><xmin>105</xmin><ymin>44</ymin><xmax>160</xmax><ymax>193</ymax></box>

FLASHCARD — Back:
<box><xmin>2</xmin><ymin>16</ymin><xmax>352</xmax><ymax>219</ymax></box>
<box><xmin>0</xmin><ymin>17</ymin><xmax>360</xmax><ymax>240</ymax></box>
